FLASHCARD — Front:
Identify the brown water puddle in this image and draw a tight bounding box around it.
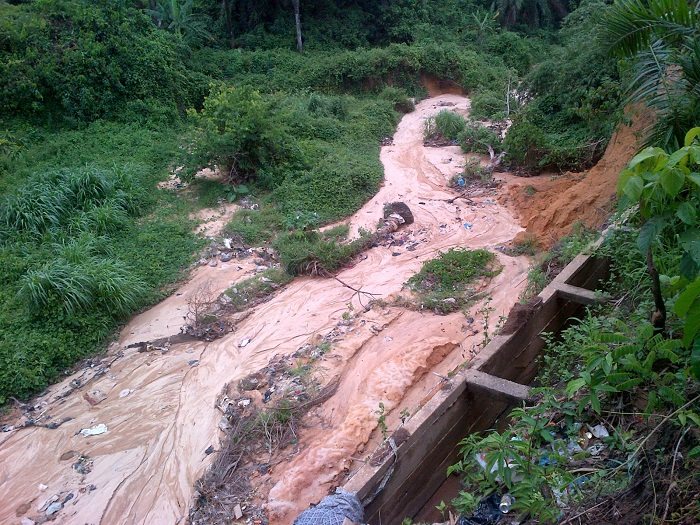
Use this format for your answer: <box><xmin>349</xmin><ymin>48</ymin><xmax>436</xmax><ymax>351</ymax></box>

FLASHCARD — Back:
<box><xmin>0</xmin><ymin>95</ymin><xmax>528</xmax><ymax>524</ymax></box>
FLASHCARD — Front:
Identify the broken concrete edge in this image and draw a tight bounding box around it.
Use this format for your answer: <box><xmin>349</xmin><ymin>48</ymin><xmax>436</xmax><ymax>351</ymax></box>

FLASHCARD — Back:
<box><xmin>341</xmin><ymin>242</ymin><xmax>611</xmax><ymax>519</ymax></box>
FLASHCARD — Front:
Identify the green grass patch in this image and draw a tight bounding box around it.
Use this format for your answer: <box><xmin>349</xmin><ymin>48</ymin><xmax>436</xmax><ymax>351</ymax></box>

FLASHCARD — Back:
<box><xmin>408</xmin><ymin>248</ymin><xmax>500</xmax><ymax>314</ymax></box>
<box><xmin>0</xmin><ymin>121</ymin><xmax>205</xmax><ymax>404</ymax></box>
<box><xmin>224</xmin><ymin>269</ymin><xmax>293</xmax><ymax>312</ymax></box>
<box><xmin>273</xmin><ymin>228</ymin><xmax>372</xmax><ymax>276</ymax></box>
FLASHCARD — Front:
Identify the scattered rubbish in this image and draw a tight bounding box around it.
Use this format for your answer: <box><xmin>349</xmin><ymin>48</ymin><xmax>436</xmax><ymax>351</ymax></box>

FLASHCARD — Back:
<box><xmin>208</xmin><ymin>259</ymin><xmax>218</xmax><ymax>267</ymax></box>
<box><xmin>188</xmin><ymin>360</ymin><xmax>200</xmax><ymax>367</ymax></box>
<box><xmin>45</xmin><ymin>501</ymin><xmax>63</xmax><ymax>516</ymax></box>
<box><xmin>234</xmin><ymin>504</ymin><xmax>243</xmax><ymax>519</ymax></box>
<box><xmin>204</xmin><ymin>445</ymin><xmax>215</xmax><ymax>455</ymax></box>
<box><xmin>391</xmin><ymin>251</ymin><xmax>401</xmax><ymax>256</ymax></box>
<box><xmin>79</xmin><ymin>424</ymin><xmax>107</xmax><ymax>437</ymax></box>
<box><xmin>293</xmin><ymin>489</ymin><xmax>363</xmax><ymax>525</ymax></box>
<box><xmin>223</xmin><ymin>238</ymin><xmax>232</xmax><ymax>250</ymax></box>
<box><xmin>63</xmin><ymin>493</ymin><xmax>74</xmax><ymax>504</ymax></box>
<box><xmin>2</xmin><ymin>424</ymin><xmax>14</xmax><ymax>432</ymax></box>
<box><xmin>587</xmin><ymin>443</ymin><xmax>606</xmax><ymax>456</ymax></box>
<box><xmin>38</xmin><ymin>483</ymin><xmax>48</xmax><ymax>491</ymax></box>
<box><xmin>119</xmin><ymin>389</ymin><xmax>132</xmax><ymax>398</ymax></box>
<box><xmin>588</xmin><ymin>423</ymin><xmax>609</xmax><ymax>438</ymax></box>
<box><xmin>21</xmin><ymin>518</ymin><xmax>35</xmax><ymax>525</ymax></box>
<box><xmin>457</xmin><ymin>176</ymin><xmax>466</xmax><ymax>187</ymax></box>
<box><xmin>458</xmin><ymin>494</ymin><xmax>502</xmax><ymax>525</ymax></box>
<box><xmin>499</xmin><ymin>494</ymin><xmax>515</xmax><ymax>514</ymax></box>
<box><xmin>198</xmin><ymin>258</ymin><xmax>209</xmax><ymax>266</ymax></box>
<box><xmin>237</xmin><ymin>398</ymin><xmax>251</xmax><ymax>407</ymax></box>
<box><xmin>220</xmin><ymin>252</ymin><xmax>233</xmax><ymax>263</ymax></box>
<box><xmin>239</xmin><ymin>338</ymin><xmax>251</xmax><ymax>348</ymax></box>
<box><xmin>73</xmin><ymin>455</ymin><xmax>93</xmax><ymax>475</ymax></box>
<box><xmin>463</xmin><ymin>222</ymin><xmax>473</xmax><ymax>230</ymax></box>
<box><xmin>443</xmin><ymin>297</ymin><xmax>457</xmax><ymax>304</ymax></box>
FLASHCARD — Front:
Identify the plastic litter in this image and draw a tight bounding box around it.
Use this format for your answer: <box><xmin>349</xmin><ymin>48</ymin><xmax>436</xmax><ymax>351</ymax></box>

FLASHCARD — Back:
<box><xmin>293</xmin><ymin>489</ymin><xmax>364</xmax><ymax>525</ymax></box>
<box><xmin>239</xmin><ymin>338</ymin><xmax>251</xmax><ymax>348</ymax></box>
<box><xmin>45</xmin><ymin>501</ymin><xmax>63</xmax><ymax>516</ymax></box>
<box><xmin>457</xmin><ymin>176</ymin><xmax>466</xmax><ymax>187</ymax></box>
<box><xmin>464</xmin><ymin>222</ymin><xmax>473</xmax><ymax>230</ymax></box>
<box><xmin>588</xmin><ymin>423</ymin><xmax>609</xmax><ymax>438</ymax></box>
<box><xmin>458</xmin><ymin>493</ymin><xmax>502</xmax><ymax>525</ymax></box>
<box><xmin>119</xmin><ymin>389</ymin><xmax>132</xmax><ymax>398</ymax></box>
<box><xmin>79</xmin><ymin>424</ymin><xmax>107</xmax><ymax>437</ymax></box>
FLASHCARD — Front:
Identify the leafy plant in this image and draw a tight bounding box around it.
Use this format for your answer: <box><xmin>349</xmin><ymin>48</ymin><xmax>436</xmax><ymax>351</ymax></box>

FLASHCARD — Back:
<box><xmin>616</xmin><ymin>128</ymin><xmax>700</xmax><ymax>334</ymax></box>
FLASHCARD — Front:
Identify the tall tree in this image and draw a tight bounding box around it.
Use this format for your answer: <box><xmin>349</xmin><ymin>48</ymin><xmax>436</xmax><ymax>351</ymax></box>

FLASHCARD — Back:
<box><xmin>291</xmin><ymin>0</ymin><xmax>303</xmax><ymax>52</ymax></box>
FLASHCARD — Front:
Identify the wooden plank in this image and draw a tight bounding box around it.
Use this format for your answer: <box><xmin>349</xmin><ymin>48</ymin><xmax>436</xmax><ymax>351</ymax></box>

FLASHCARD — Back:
<box><xmin>464</xmin><ymin>370</ymin><xmax>531</xmax><ymax>403</ymax></box>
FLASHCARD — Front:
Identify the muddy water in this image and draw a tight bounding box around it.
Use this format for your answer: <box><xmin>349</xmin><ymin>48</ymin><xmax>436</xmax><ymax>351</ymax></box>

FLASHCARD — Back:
<box><xmin>0</xmin><ymin>95</ymin><xmax>527</xmax><ymax>524</ymax></box>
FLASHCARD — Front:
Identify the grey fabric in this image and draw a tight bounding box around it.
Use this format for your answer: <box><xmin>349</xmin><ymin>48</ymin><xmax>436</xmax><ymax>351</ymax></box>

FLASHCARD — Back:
<box><xmin>292</xmin><ymin>489</ymin><xmax>364</xmax><ymax>525</ymax></box>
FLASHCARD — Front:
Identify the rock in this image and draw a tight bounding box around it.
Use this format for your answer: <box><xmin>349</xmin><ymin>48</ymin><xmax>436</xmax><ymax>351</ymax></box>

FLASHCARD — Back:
<box><xmin>443</xmin><ymin>297</ymin><xmax>457</xmax><ymax>304</ymax></box>
<box><xmin>220</xmin><ymin>252</ymin><xmax>233</xmax><ymax>262</ymax></box>
<box><xmin>83</xmin><ymin>389</ymin><xmax>107</xmax><ymax>405</ymax></box>
<box><xmin>223</xmin><ymin>238</ymin><xmax>232</xmax><ymax>249</ymax></box>
<box><xmin>59</xmin><ymin>451</ymin><xmax>76</xmax><ymax>461</ymax></box>
<box><xmin>46</xmin><ymin>501</ymin><xmax>63</xmax><ymax>516</ymax></box>
<box><xmin>38</xmin><ymin>483</ymin><xmax>48</xmax><ymax>491</ymax></box>
<box><xmin>208</xmin><ymin>259</ymin><xmax>218</xmax><ymax>267</ymax></box>
<box><xmin>204</xmin><ymin>445</ymin><xmax>215</xmax><ymax>455</ymax></box>
<box><xmin>198</xmin><ymin>258</ymin><xmax>209</xmax><ymax>266</ymax></box>
<box><xmin>20</xmin><ymin>518</ymin><xmax>36</xmax><ymax>525</ymax></box>
<box><xmin>188</xmin><ymin>360</ymin><xmax>199</xmax><ymax>367</ymax></box>
<box><xmin>239</xmin><ymin>338</ymin><xmax>251</xmax><ymax>348</ymax></box>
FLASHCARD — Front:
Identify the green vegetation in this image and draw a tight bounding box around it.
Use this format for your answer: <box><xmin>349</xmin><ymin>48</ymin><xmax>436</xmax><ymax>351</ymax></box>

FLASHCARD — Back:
<box><xmin>407</xmin><ymin>248</ymin><xmax>500</xmax><ymax>314</ymax></box>
<box><xmin>224</xmin><ymin>269</ymin><xmax>293</xmax><ymax>312</ymax></box>
<box><xmin>0</xmin><ymin>126</ymin><xmax>203</xmax><ymax>403</ymax></box>
<box><xmin>448</xmin><ymin>134</ymin><xmax>700</xmax><ymax>522</ymax></box>
<box><xmin>273</xmin><ymin>227</ymin><xmax>373</xmax><ymax>276</ymax></box>
<box><xmin>425</xmin><ymin>110</ymin><xmax>467</xmax><ymax>143</ymax></box>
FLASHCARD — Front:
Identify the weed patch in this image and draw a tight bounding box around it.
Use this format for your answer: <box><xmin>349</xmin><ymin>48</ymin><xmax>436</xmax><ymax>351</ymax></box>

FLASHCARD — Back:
<box><xmin>407</xmin><ymin>249</ymin><xmax>500</xmax><ymax>314</ymax></box>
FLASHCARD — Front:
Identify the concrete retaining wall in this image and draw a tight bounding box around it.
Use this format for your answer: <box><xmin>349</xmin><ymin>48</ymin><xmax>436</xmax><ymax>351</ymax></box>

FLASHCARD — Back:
<box><xmin>343</xmin><ymin>250</ymin><xmax>610</xmax><ymax>524</ymax></box>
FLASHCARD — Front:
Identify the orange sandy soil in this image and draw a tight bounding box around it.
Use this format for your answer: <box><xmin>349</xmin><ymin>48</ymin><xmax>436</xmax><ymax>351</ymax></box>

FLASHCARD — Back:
<box><xmin>0</xmin><ymin>95</ymin><xmax>640</xmax><ymax>525</ymax></box>
<box><xmin>500</xmin><ymin>105</ymin><xmax>653</xmax><ymax>248</ymax></box>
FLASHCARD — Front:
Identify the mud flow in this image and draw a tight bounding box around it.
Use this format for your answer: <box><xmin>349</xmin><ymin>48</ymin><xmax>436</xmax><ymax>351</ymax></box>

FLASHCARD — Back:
<box><xmin>0</xmin><ymin>95</ymin><xmax>529</xmax><ymax>524</ymax></box>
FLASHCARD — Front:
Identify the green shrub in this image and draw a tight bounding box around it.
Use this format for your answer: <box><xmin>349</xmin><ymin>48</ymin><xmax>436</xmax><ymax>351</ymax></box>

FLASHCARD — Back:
<box><xmin>459</xmin><ymin>122</ymin><xmax>502</xmax><ymax>154</ymax></box>
<box><xmin>0</xmin><ymin>1</ymin><xmax>202</xmax><ymax>121</ymax></box>
<box><xmin>469</xmin><ymin>90</ymin><xmax>506</xmax><ymax>120</ymax></box>
<box><xmin>378</xmin><ymin>86</ymin><xmax>415</xmax><ymax>113</ymax></box>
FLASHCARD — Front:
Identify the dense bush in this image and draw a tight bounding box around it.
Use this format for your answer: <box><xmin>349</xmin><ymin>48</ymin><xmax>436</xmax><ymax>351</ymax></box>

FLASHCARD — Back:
<box><xmin>459</xmin><ymin>121</ymin><xmax>502</xmax><ymax>154</ymax></box>
<box><xmin>425</xmin><ymin>110</ymin><xmax>467</xmax><ymax>142</ymax></box>
<box><xmin>503</xmin><ymin>0</ymin><xmax>622</xmax><ymax>171</ymax></box>
<box><xmin>0</xmin><ymin>0</ymin><xmax>203</xmax><ymax>121</ymax></box>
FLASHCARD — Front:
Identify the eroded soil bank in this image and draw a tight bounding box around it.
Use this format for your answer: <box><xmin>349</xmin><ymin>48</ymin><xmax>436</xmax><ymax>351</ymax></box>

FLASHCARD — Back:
<box><xmin>0</xmin><ymin>95</ymin><xmax>529</xmax><ymax>524</ymax></box>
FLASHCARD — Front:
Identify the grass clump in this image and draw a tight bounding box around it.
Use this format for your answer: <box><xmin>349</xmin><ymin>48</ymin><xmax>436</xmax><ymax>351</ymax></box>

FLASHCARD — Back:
<box><xmin>224</xmin><ymin>269</ymin><xmax>293</xmax><ymax>312</ymax></box>
<box><xmin>425</xmin><ymin>110</ymin><xmax>467</xmax><ymax>143</ymax></box>
<box><xmin>407</xmin><ymin>248</ymin><xmax>500</xmax><ymax>314</ymax></box>
<box><xmin>273</xmin><ymin>228</ymin><xmax>372</xmax><ymax>276</ymax></box>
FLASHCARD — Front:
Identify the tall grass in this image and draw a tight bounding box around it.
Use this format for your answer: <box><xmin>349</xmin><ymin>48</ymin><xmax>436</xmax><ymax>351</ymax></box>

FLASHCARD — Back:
<box><xmin>424</xmin><ymin>110</ymin><xmax>467</xmax><ymax>141</ymax></box>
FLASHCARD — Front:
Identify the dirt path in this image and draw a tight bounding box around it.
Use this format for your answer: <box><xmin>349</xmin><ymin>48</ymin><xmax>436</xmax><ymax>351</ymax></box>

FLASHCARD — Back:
<box><xmin>0</xmin><ymin>95</ymin><xmax>528</xmax><ymax>524</ymax></box>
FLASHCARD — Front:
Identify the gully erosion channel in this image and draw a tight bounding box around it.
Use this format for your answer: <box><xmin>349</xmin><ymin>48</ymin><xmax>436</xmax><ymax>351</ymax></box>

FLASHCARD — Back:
<box><xmin>0</xmin><ymin>94</ymin><xmax>530</xmax><ymax>524</ymax></box>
